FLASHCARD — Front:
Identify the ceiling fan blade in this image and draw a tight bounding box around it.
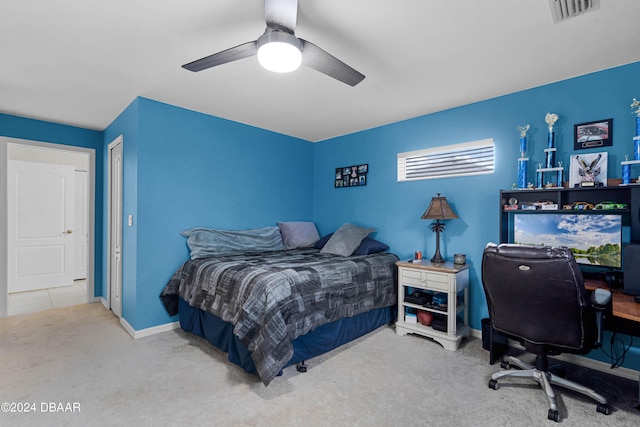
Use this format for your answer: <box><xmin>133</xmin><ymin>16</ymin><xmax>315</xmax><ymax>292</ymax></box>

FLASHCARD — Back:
<box><xmin>182</xmin><ymin>41</ymin><xmax>258</xmax><ymax>72</ymax></box>
<box><xmin>300</xmin><ymin>39</ymin><xmax>365</xmax><ymax>87</ymax></box>
<box><xmin>265</xmin><ymin>0</ymin><xmax>298</xmax><ymax>32</ymax></box>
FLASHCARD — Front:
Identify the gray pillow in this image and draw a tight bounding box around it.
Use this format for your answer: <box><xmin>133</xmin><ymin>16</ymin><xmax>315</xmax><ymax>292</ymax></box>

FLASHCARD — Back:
<box><xmin>278</xmin><ymin>221</ymin><xmax>320</xmax><ymax>249</ymax></box>
<box><xmin>320</xmin><ymin>223</ymin><xmax>375</xmax><ymax>256</ymax></box>
<box><xmin>181</xmin><ymin>226</ymin><xmax>285</xmax><ymax>259</ymax></box>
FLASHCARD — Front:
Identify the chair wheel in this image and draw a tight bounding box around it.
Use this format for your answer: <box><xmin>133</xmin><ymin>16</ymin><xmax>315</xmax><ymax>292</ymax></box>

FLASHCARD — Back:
<box><xmin>548</xmin><ymin>409</ymin><xmax>560</xmax><ymax>422</ymax></box>
<box><xmin>296</xmin><ymin>362</ymin><xmax>307</xmax><ymax>373</ymax></box>
<box><xmin>596</xmin><ymin>403</ymin><xmax>610</xmax><ymax>415</ymax></box>
<box><xmin>500</xmin><ymin>360</ymin><xmax>511</xmax><ymax>370</ymax></box>
<box><xmin>488</xmin><ymin>379</ymin><xmax>499</xmax><ymax>390</ymax></box>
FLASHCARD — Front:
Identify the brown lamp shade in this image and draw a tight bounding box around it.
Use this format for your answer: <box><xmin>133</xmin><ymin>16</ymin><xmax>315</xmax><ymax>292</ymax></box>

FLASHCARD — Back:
<box><xmin>421</xmin><ymin>194</ymin><xmax>458</xmax><ymax>220</ymax></box>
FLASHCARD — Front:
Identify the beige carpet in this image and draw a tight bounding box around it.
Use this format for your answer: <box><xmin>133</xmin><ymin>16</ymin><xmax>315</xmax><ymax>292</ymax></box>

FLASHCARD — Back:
<box><xmin>1</xmin><ymin>303</ymin><xmax>638</xmax><ymax>426</ymax></box>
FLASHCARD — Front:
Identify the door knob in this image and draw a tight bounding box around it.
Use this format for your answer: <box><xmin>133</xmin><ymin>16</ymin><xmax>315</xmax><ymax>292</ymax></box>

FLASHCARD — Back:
<box><xmin>64</xmin><ymin>230</ymin><xmax>73</xmax><ymax>234</ymax></box>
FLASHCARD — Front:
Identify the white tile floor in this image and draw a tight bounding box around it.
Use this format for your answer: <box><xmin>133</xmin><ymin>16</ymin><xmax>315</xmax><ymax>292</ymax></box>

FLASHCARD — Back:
<box><xmin>8</xmin><ymin>280</ymin><xmax>87</xmax><ymax>316</ymax></box>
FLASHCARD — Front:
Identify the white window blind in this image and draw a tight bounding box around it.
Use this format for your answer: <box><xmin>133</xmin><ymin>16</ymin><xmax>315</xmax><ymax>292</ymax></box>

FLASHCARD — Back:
<box><xmin>398</xmin><ymin>138</ymin><xmax>494</xmax><ymax>182</ymax></box>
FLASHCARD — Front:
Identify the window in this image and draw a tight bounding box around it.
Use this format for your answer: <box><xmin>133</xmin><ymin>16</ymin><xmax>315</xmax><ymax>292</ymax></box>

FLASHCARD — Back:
<box><xmin>398</xmin><ymin>138</ymin><xmax>494</xmax><ymax>182</ymax></box>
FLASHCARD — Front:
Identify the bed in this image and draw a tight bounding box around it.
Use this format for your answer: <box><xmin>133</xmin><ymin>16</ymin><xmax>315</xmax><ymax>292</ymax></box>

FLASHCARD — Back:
<box><xmin>160</xmin><ymin>242</ymin><xmax>398</xmax><ymax>386</ymax></box>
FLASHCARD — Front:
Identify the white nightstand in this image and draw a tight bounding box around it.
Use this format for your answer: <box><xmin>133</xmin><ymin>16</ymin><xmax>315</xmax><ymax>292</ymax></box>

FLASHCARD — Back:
<box><xmin>395</xmin><ymin>260</ymin><xmax>470</xmax><ymax>351</ymax></box>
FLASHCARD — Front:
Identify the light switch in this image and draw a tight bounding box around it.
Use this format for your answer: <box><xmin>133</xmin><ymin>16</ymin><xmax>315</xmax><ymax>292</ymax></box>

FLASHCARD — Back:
<box><xmin>128</xmin><ymin>214</ymin><xmax>133</xmax><ymax>227</ymax></box>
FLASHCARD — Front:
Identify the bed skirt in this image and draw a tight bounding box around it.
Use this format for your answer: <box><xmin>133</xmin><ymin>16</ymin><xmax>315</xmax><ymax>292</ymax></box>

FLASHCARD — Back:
<box><xmin>177</xmin><ymin>297</ymin><xmax>394</xmax><ymax>377</ymax></box>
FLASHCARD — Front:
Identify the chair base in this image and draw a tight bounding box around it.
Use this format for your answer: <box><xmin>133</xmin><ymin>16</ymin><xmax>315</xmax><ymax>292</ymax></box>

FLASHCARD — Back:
<box><xmin>488</xmin><ymin>355</ymin><xmax>610</xmax><ymax>422</ymax></box>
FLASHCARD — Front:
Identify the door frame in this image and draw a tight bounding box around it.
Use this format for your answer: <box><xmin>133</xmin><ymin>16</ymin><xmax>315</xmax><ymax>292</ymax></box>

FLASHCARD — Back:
<box><xmin>0</xmin><ymin>137</ymin><xmax>95</xmax><ymax>317</ymax></box>
<box><xmin>106</xmin><ymin>135</ymin><xmax>123</xmax><ymax>317</ymax></box>
<box><xmin>74</xmin><ymin>170</ymin><xmax>88</xmax><ymax>280</ymax></box>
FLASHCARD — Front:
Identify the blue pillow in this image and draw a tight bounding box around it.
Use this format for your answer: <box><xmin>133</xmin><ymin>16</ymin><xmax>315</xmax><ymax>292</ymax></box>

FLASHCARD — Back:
<box><xmin>315</xmin><ymin>233</ymin><xmax>389</xmax><ymax>255</ymax></box>
<box><xmin>353</xmin><ymin>237</ymin><xmax>390</xmax><ymax>255</ymax></box>
<box><xmin>314</xmin><ymin>233</ymin><xmax>333</xmax><ymax>249</ymax></box>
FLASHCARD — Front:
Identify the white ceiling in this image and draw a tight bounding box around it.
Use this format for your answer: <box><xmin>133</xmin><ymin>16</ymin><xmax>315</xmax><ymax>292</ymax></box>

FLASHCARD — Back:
<box><xmin>2</xmin><ymin>1</ymin><xmax>640</xmax><ymax>142</ymax></box>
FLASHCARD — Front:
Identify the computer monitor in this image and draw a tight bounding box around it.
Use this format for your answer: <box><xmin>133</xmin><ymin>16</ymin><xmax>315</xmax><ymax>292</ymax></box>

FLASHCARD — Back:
<box><xmin>512</xmin><ymin>213</ymin><xmax>623</xmax><ymax>269</ymax></box>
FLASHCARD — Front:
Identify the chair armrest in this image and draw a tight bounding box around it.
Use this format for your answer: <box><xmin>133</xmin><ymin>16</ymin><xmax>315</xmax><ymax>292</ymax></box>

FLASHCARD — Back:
<box><xmin>591</xmin><ymin>288</ymin><xmax>611</xmax><ymax>309</ymax></box>
<box><xmin>590</xmin><ymin>288</ymin><xmax>611</xmax><ymax>348</ymax></box>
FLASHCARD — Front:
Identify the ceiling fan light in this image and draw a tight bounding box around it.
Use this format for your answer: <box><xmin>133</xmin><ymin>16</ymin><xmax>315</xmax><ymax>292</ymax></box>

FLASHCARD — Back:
<box><xmin>256</xmin><ymin>30</ymin><xmax>302</xmax><ymax>73</ymax></box>
<box><xmin>258</xmin><ymin>41</ymin><xmax>301</xmax><ymax>73</ymax></box>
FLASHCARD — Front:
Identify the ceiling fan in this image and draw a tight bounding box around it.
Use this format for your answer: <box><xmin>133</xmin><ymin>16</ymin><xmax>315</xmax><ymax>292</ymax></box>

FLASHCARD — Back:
<box><xmin>182</xmin><ymin>0</ymin><xmax>365</xmax><ymax>86</ymax></box>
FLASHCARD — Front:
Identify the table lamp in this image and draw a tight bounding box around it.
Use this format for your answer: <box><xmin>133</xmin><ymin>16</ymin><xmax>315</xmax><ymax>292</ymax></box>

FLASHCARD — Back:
<box><xmin>421</xmin><ymin>193</ymin><xmax>458</xmax><ymax>263</ymax></box>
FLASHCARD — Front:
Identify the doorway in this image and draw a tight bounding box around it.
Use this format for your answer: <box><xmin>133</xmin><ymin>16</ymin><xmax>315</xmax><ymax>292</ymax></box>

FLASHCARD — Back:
<box><xmin>0</xmin><ymin>137</ymin><xmax>95</xmax><ymax>317</ymax></box>
<box><xmin>107</xmin><ymin>135</ymin><xmax>123</xmax><ymax>318</ymax></box>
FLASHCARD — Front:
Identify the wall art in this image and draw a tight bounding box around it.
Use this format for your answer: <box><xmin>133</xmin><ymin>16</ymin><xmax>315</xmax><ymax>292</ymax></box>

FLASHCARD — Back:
<box><xmin>569</xmin><ymin>152</ymin><xmax>607</xmax><ymax>188</ymax></box>
<box><xmin>574</xmin><ymin>118</ymin><xmax>612</xmax><ymax>150</ymax></box>
<box><xmin>335</xmin><ymin>164</ymin><xmax>368</xmax><ymax>188</ymax></box>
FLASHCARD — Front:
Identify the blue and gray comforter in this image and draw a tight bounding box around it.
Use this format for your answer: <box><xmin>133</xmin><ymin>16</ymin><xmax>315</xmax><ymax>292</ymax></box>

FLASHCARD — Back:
<box><xmin>161</xmin><ymin>248</ymin><xmax>398</xmax><ymax>385</ymax></box>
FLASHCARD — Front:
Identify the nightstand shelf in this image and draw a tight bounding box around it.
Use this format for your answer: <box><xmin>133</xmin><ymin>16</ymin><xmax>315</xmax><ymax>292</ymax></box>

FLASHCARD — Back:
<box><xmin>395</xmin><ymin>260</ymin><xmax>470</xmax><ymax>351</ymax></box>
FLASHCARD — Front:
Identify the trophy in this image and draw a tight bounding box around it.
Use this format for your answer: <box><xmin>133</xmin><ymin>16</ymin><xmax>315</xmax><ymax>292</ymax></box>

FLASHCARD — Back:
<box><xmin>557</xmin><ymin>161</ymin><xmax>563</xmax><ymax>187</ymax></box>
<box><xmin>623</xmin><ymin>154</ymin><xmax>631</xmax><ymax>185</ymax></box>
<box><xmin>545</xmin><ymin>113</ymin><xmax>559</xmax><ymax>169</ymax></box>
<box><xmin>517</xmin><ymin>124</ymin><xmax>530</xmax><ymax>189</ymax></box>
<box><xmin>622</xmin><ymin>99</ymin><xmax>640</xmax><ymax>185</ymax></box>
<box><xmin>537</xmin><ymin>163</ymin><xmax>543</xmax><ymax>188</ymax></box>
<box><xmin>631</xmin><ymin>98</ymin><xmax>640</xmax><ymax>160</ymax></box>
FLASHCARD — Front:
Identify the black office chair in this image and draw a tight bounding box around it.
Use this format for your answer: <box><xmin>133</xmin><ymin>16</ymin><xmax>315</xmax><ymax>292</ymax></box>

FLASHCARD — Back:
<box><xmin>481</xmin><ymin>243</ymin><xmax>611</xmax><ymax>422</ymax></box>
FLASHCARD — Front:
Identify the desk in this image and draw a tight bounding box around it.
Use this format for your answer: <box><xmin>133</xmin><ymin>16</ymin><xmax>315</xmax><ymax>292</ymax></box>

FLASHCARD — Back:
<box><xmin>584</xmin><ymin>278</ymin><xmax>640</xmax><ymax>323</ymax></box>
<box><xmin>612</xmin><ymin>292</ymin><xmax>640</xmax><ymax>322</ymax></box>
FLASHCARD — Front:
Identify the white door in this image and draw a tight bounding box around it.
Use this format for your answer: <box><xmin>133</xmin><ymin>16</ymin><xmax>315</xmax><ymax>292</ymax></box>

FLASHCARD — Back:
<box><xmin>8</xmin><ymin>160</ymin><xmax>75</xmax><ymax>293</ymax></box>
<box><xmin>108</xmin><ymin>137</ymin><xmax>123</xmax><ymax>318</ymax></box>
<box><xmin>74</xmin><ymin>170</ymin><xmax>88</xmax><ymax>280</ymax></box>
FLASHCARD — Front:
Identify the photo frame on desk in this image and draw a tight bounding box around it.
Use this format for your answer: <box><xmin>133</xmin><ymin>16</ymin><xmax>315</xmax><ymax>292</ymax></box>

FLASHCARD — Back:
<box><xmin>574</xmin><ymin>118</ymin><xmax>612</xmax><ymax>150</ymax></box>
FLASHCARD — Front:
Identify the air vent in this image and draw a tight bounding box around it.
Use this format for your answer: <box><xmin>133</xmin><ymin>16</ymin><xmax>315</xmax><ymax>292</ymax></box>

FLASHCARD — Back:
<box><xmin>549</xmin><ymin>0</ymin><xmax>599</xmax><ymax>23</ymax></box>
<box><xmin>397</xmin><ymin>139</ymin><xmax>494</xmax><ymax>182</ymax></box>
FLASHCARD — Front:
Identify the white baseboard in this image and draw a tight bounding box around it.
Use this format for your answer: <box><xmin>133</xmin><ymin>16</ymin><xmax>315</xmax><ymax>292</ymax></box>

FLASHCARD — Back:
<box><xmin>470</xmin><ymin>327</ymin><xmax>639</xmax><ymax>382</ymax></box>
<box><xmin>120</xmin><ymin>318</ymin><xmax>180</xmax><ymax>340</ymax></box>
<box><xmin>99</xmin><ymin>298</ymin><xmax>179</xmax><ymax>339</ymax></box>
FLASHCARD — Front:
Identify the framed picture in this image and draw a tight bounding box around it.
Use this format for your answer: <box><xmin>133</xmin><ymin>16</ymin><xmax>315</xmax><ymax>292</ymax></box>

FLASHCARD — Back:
<box><xmin>335</xmin><ymin>163</ymin><xmax>368</xmax><ymax>188</ymax></box>
<box><xmin>569</xmin><ymin>152</ymin><xmax>607</xmax><ymax>188</ymax></box>
<box><xmin>574</xmin><ymin>119</ymin><xmax>612</xmax><ymax>150</ymax></box>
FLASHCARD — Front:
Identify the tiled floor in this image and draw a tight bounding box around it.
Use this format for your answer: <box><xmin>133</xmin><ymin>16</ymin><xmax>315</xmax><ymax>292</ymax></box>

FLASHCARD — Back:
<box><xmin>8</xmin><ymin>280</ymin><xmax>87</xmax><ymax>316</ymax></box>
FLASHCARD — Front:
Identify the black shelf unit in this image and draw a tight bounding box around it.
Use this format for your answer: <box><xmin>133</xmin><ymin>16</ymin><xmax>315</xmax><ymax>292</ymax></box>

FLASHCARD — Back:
<box><xmin>499</xmin><ymin>186</ymin><xmax>640</xmax><ymax>244</ymax></box>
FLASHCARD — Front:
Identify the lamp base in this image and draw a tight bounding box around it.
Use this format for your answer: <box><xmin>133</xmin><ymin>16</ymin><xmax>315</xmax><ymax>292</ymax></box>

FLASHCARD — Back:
<box><xmin>430</xmin><ymin>226</ymin><xmax>446</xmax><ymax>263</ymax></box>
<box><xmin>430</xmin><ymin>252</ymin><xmax>445</xmax><ymax>263</ymax></box>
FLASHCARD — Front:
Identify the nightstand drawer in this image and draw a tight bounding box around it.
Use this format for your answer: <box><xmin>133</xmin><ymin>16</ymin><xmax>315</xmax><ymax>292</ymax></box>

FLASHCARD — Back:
<box><xmin>425</xmin><ymin>273</ymin><xmax>449</xmax><ymax>291</ymax></box>
<box><xmin>426</xmin><ymin>272</ymin><xmax>448</xmax><ymax>284</ymax></box>
<box><xmin>400</xmin><ymin>269</ymin><xmax>450</xmax><ymax>291</ymax></box>
<box><xmin>401</xmin><ymin>269</ymin><xmax>424</xmax><ymax>286</ymax></box>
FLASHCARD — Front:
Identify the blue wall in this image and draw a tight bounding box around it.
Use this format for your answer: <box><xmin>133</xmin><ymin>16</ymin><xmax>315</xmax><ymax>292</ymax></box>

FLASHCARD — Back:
<box><xmin>0</xmin><ymin>113</ymin><xmax>104</xmax><ymax>297</ymax></box>
<box><xmin>104</xmin><ymin>98</ymin><xmax>314</xmax><ymax>330</ymax></box>
<box><xmin>313</xmin><ymin>61</ymin><xmax>640</xmax><ymax>369</ymax></box>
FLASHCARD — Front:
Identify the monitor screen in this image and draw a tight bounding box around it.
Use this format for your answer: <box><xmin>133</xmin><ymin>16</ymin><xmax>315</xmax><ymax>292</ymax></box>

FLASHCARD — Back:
<box><xmin>512</xmin><ymin>213</ymin><xmax>622</xmax><ymax>268</ymax></box>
